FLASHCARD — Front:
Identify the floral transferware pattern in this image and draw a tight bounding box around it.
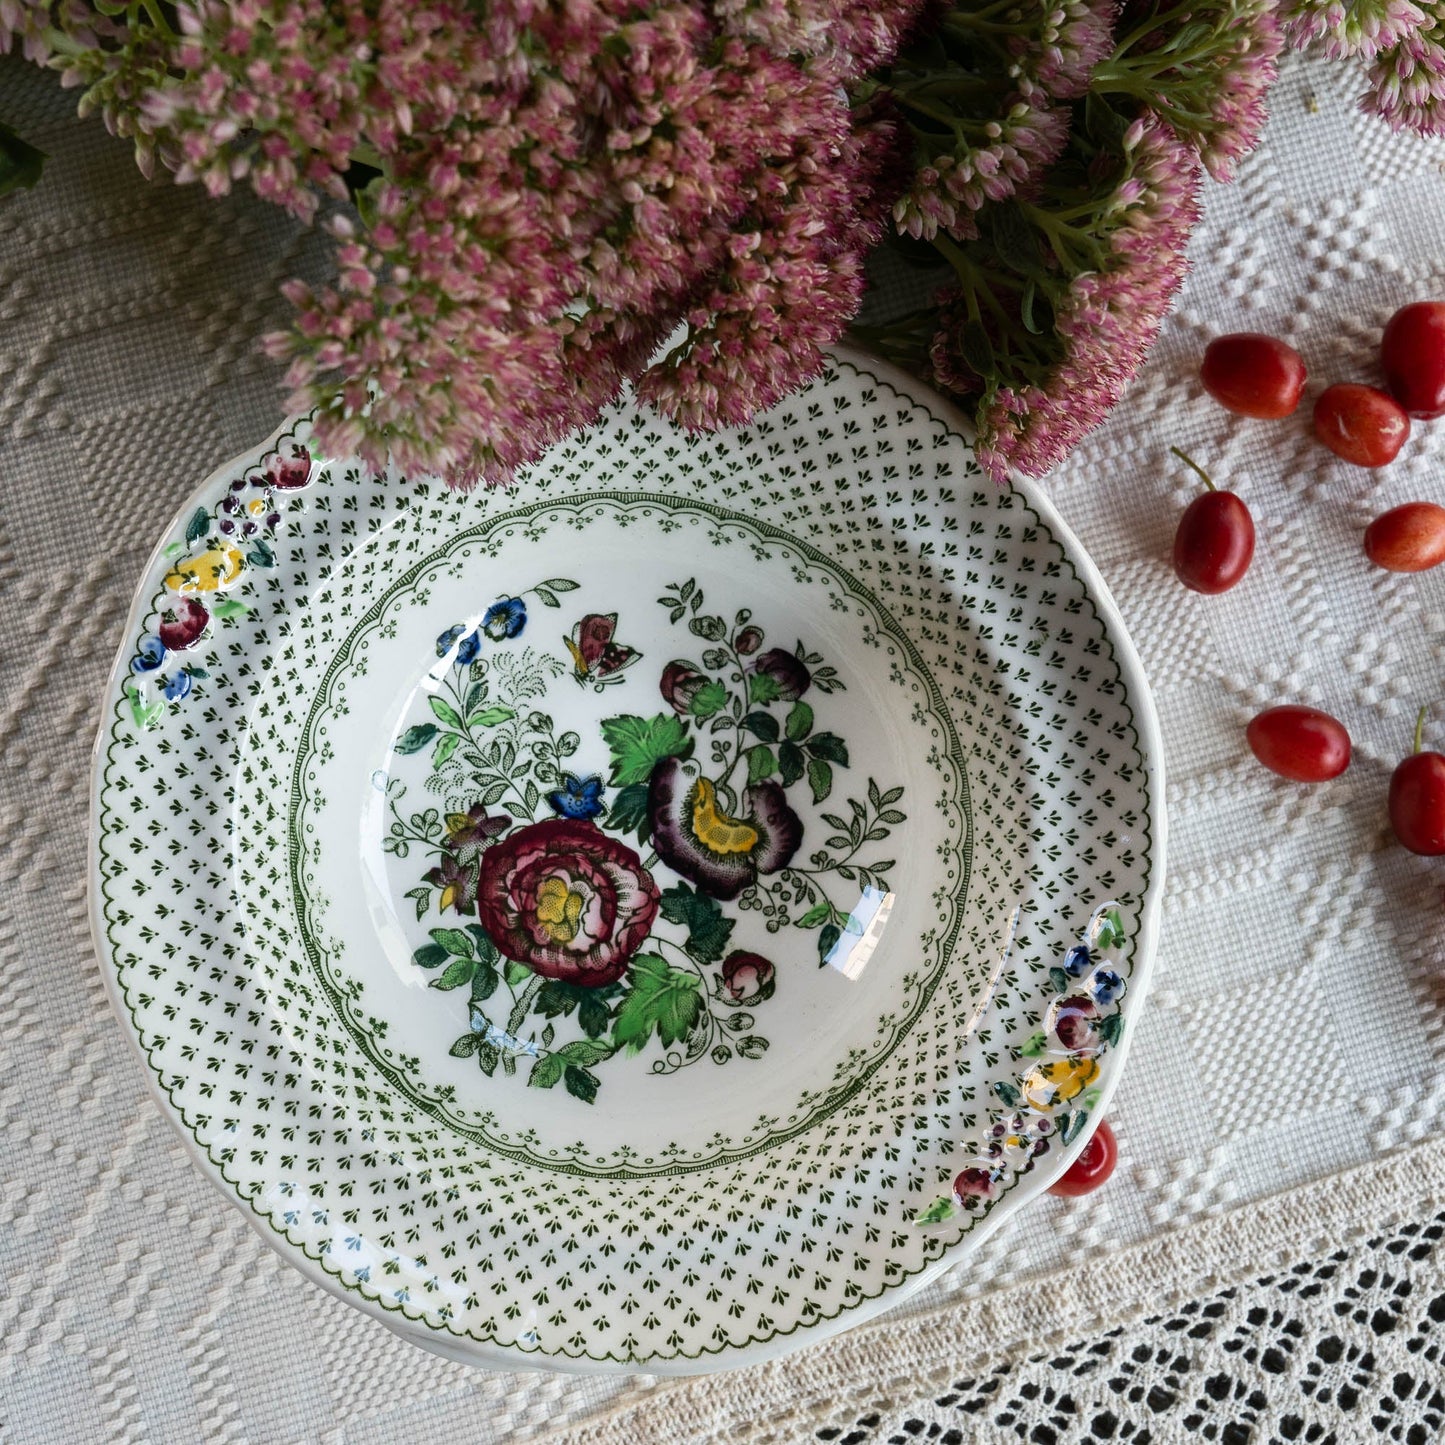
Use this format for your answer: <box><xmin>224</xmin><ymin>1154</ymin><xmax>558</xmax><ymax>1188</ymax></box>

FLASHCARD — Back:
<box><xmin>383</xmin><ymin>576</ymin><xmax>904</xmax><ymax>1103</ymax></box>
<box><xmin>94</xmin><ymin>353</ymin><xmax>1161</xmax><ymax>1371</ymax></box>
<box><xmin>125</xmin><ymin>436</ymin><xmax>319</xmax><ymax>728</ymax></box>
<box><xmin>914</xmin><ymin>902</ymin><xmax>1129</xmax><ymax>1226</ymax></box>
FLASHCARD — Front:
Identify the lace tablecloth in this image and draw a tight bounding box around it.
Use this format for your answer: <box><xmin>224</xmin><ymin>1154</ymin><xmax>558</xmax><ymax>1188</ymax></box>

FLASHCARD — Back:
<box><xmin>4</xmin><ymin>43</ymin><xmax>1445</xmax><ymax>1443</ymax></box>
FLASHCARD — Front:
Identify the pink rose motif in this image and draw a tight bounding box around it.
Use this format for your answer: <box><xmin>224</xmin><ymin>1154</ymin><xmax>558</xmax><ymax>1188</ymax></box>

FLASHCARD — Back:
<box><xmin>720</xmin><ymin>951</ymin><xmax>775</xmax><ymax>1005</ymax></box>
<box><xmin>477</xmin><ymin>819</ymin><xmax>660</xmax><ymax>987</ymax></box>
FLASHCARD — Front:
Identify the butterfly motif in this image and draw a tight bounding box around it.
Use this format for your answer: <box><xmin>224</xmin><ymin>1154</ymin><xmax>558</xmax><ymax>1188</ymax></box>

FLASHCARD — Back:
<box><xmin>565</xmin><ymin>613</ymin><xmax>641</xmax><ymax>689</ymax></box>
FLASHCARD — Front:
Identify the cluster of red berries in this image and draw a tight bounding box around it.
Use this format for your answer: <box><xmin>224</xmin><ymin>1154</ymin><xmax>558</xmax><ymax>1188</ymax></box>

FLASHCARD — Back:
<box><xmin>1034</xmin><ymin>305</ymin><xmax>1445</xmax><ymax>1203</ymax></box>
<box><xmin>1170</xmin><ymin>300</ymin><xmax>1445</xmax><ymax>857</ymax></box>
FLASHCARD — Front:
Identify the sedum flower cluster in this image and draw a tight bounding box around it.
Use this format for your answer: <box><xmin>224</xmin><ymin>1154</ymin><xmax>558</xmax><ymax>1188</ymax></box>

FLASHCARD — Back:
<box><xmin>4</xmin><ymin>0</ymin><xmax>1433</xmax><ymax>483</ymax></box>
<box><xmin>2</xmin><ymin>0</ymin><xmax>921</xmax><ymax>486</ymax></box>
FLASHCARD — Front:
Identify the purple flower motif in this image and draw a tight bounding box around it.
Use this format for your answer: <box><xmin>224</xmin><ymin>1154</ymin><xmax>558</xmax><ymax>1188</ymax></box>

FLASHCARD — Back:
<box><xmin>751</xmin><ymin>647</ymin><xmax>811</xmax><ymax>701</ymax></box>
<box><xmin>425</xmin><ymin>853</ymin><xmax>479</xmax><ymax>915</ymax></box>
<box><xmin>660</xmin><ymin>661</ymin><xmax>707</xmax><ymax>717</ymax></box>
<box><xmin>951</xmin><ymin>1165</ymin><xmax>1000</xmax><ymax>1208</ymax></box>
<box><xmin>648</xmin><ymin>758</ymin><xmax>802</xmax><ymax>901</ymax></box>
<box><xmin>1047</xmin><ymin>993</ymin><xmax>1100</xmax><ymax>1053</ymax></box>
<box><xmin>444</xmin><ymin>804</ymin><xmax>511</xmax><ymax>867</ymax></box>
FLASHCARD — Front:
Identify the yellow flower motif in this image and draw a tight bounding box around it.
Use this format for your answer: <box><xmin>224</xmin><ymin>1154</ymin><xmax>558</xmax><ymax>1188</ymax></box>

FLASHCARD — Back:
<box><xmin>535</xmin><ymin>876</ymin><xmax>584</xmax><ymax>944</ymax></box>
<box><xmin>1022</xmin><ymin>1056</ymin><xmax>1099</xmax><ymax>1111</ymax></box>
<box><xmin>163</xmin><ymin>545</ymin><xmax>245</xmax><ymax>594</ymax></box>
<box><xmin>689</xmin><ymin>777</ymin><xmax>759</xmax><ymax>856</ymax></box>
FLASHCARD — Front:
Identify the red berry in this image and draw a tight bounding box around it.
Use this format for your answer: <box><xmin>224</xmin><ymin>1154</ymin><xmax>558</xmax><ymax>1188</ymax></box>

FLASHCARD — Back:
<box><xmin>1313</xmin><ymin>384</ymin><xmax>1410</xmax><ymax>467</ymax></box>
<box><xmin>1047</xmin><ymin>1118</ymin><xmax>1117</xmax><ymax>1198</ymax></box>
<box><xmin>1169</xmin><ymin>448</ymin><xmax>1254</xmax><ymax>593</ymax></box>
<box><xmin>1381</xmin><ymin>301</ymin><xmax>1445</xmax><ymax>419</ymax></box>
<box><xmin>1389</xmin><ymin>708</ymin><xmax>1445</xmax><ymax>855</ymax></box>
<box><xmin>1246</xmin><ymin>705</ymin><xmax>1352</xmax><ymax>782</ymax></box>
<box><xmin>1364</xmin><ymin>502</ymin><xmax>1445</xmax><ymax>573</ymax></box>
<box><xmin>1200</xmin><ymin>333</ymin><xmax>1307</xmax><ymax>418</ymax></box>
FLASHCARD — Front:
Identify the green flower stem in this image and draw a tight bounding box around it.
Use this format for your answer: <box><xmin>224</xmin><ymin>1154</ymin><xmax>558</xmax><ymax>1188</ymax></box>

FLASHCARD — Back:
<box><xmin>139</xmin><ymin>0</ymin><xmax>177</xmax><ymax>38</ymax></box>
<box><xmin>1108</xmin><ymin>0</ymin><xmax>1208</xmax><ymax>61</ymax></box>
<box><xmin>1017</xmin><ymin>204</ymin><xmax>1107</xmax><ymax>272</ymax></box>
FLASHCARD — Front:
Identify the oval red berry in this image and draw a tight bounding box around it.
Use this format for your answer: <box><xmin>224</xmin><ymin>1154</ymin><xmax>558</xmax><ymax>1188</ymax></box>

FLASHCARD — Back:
<box><xmin>1047</xmin><ymin>1118</ymin><xmax>1118</xmax><ymax>1198</ymax></box>
<box><xmin>1172</xmin><ymin>490</ymin><xmax>1255</xmax><ymax>593</ymax></box>
<box><xmin>1313</xmin><ymin>384</ymin><xmax>1410</xmax><ymax>468</ymax></box>
<box><xmin>1200</xmin><ymin>334</ymin><xmax>1307</xmax><ymax>419</ymax></box>
<box><xmin>1389</xmin><ymin>752</ymin><xmax>1445</xmax><ymax>856</ymax></box>
<box><xmin>1381</xmin><ymin>301</ymin><xmax>1445</xmax><ymax>419</ymax></box>
<box><xmin>1246</xmin><ymin>706</ymin><xmax>1352</xmax><ymax>782</ymax></box>
<box><xmin>1364</xmin><ymin>502</ymin><xmax>1445</xmax><ymax>573</ymax></box>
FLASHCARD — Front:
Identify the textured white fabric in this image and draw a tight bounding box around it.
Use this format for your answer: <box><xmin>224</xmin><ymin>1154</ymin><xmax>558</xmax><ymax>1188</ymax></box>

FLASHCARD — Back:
<box><xmin>2</xmin><ymin>39</ymin><xmax>1445</xmax><ymax>1443</ymax></box>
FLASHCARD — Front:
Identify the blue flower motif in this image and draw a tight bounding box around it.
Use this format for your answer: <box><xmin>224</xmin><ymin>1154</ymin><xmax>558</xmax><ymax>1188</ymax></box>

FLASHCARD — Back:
<box><xmin>547</xmin><ymin>772</ymin><xmax>605</xmax><ymax>821</ymax></box>
<box><xmin>1090</xmin><ymin>968</ymin><xmax>1126</xmax><ymax>1006</ymax></box>
<box><xmin>1062</xmin><ymin>943</ymin><xmax>1092</xmax><ymax>977</ymax></box>
<box><xmin>162</xmin><ymin>670</ymin><xmax>193</xmax><ymax>701</ymax></box>
<box><xmin>436</xmin><ymin>624</ymin><xmax>481</xmax><ymax>666</ymax></box>
<box><xmin>483</xmin><ymin>597</ymin><xmax>527</xmax><ymax>641</ymax></box>
<box><xmin>131</xmin><ymin>636</ymin><xmax>167</xmax><ymax>674</ymax></box>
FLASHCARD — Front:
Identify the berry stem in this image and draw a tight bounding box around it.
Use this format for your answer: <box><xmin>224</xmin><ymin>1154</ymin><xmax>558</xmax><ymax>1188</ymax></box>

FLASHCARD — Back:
<box><xmin>1170</xmin><ymin>446</ymin><xmax>1216</xmax><ymax>492</ymax></box>
<box><xmin>1415</xmin><ymin>704</ymin><xmax>1428</xmax><ymax>756</ymax></box>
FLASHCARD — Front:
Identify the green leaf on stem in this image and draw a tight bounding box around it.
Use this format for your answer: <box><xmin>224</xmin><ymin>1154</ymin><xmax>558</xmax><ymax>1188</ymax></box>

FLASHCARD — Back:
<box><xmin>689</xmin><ymin>679</ymin><xmax>728</xmax><ymax>719</ymax></box>
<box><xmin>743</xmin><ymin>711</ymin><xmax>780</xmax><ymax>743</ymax></box>
<box><xmin>468</xmin><ymin>705</ymin><xmax>516</xmax><ymax>727</ymax></box>
<box><xmin>429</xmin><ymin>696</ymin><xmax>463</xmax><ymax>729</ymax></box>
<box><xmin>431</xmin><ymin>957</ymin><xmax>476</xmax><ymax>991</ymax></box>
<box><xmin>612</xmin><ymin>954</ymin><xmax>703</xmax><ymax>1054</ymax></box>
<box><xmin>807</xmin><ymin>732</ymin><xmax>849</xmax><ymax>765</ymax></box>
<box><xmin>600</xmin><ymin>712</ymin><xmax>693</xmax><ymax>785</ymax></box>
<box><xmin>394</xmin><ymin>723</ymin><xmax>437</xmax><ymax>754</ymax></box>
<box><xmin>806</xmin><ymin>756</ymin><xmax>833</xmax><ymax>804</ymax></box>
<box><xmin>658</xmin><ymin>883</ymin><xmax>734</xmax><ymax>965</ymax></box>
<box><xmin>778</xmin><ymin>739</ymin><xmax>805</xmax><ymax>786</ymax></box>
<box><xmin>746</xmin><ymin>745</ymin><xmax>777</xmax><ymax>783</ymax></box>
<box><xmin>608</xmin><ymin>781</ymin><xmax>652</xmax><ymax>841</ymax></box>
<box><xmin>430</xmin><ymin>927</ymin><xmax>474</xmax><ymax>958</ymax></box>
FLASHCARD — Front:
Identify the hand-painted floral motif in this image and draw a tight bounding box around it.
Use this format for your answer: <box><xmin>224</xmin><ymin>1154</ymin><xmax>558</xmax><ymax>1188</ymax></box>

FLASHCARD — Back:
<box><xmin>124</xmin><ymin>428</ymin><xmax>321</xmax><ymax>729</ymax></box>
<box><xmin>476</xmin><ymin>819</ymin><xmax>661</xmax><ymax>987</ymax></box>
<box><xmin>387</xmin><ymin>575</ymin><xmax>904</xmax><ymax>1103</ymax></box>
<box><xmin>914</xmin><ymin>902</ymin><xmax>1129</xmax><ymax>1227</ymax></box>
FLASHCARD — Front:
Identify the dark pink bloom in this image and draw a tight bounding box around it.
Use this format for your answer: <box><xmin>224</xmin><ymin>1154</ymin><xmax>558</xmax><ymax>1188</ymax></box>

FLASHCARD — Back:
<box><xmin>476</xmin><ymin>819</ymin><xmax>661</xmax><ymax>988</ymax></box>
<box><xmin>720</xmin><ymin>950</ymin><xmax>776</xmax><ymax>1005</ymax></box>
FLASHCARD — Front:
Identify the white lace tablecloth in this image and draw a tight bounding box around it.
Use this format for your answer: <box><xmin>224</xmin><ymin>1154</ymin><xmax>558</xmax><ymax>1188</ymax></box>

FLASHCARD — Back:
<box><xmin>4</xmin><ymin>43</ymin><xmax>1445</xmax><ymax>1443</ymax></box>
